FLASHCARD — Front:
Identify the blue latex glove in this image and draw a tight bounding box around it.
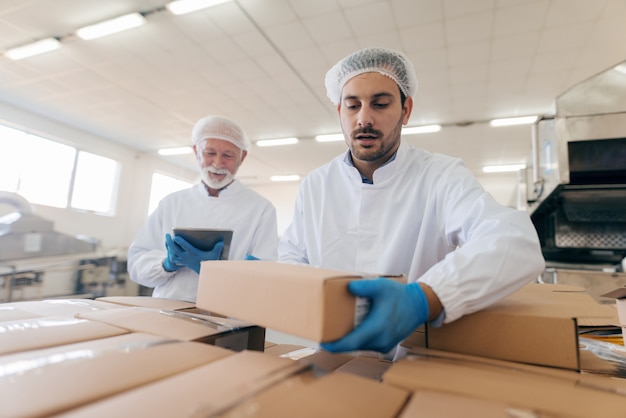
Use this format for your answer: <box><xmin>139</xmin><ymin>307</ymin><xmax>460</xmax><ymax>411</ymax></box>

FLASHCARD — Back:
<box><xmin>320</xmin><ymin>278</ymin><xmax>429</xmax><ymax>354</ymax></box>
<box><xmin>162</xmin><ymin>233</ymin><xmax>224</xmax><ymax>274</ymax></box>
<box><xmin>245</xmin><ymin>254</ymin><xmax>260</xmax><ymax>260</ymax></box>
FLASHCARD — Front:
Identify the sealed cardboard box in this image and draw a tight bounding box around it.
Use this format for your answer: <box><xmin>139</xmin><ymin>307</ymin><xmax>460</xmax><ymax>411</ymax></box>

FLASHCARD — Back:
<box><xmin>1</xmin><ymin>332</ymin><xmax>233</xmax><ymax>417</ymax></box>
<box><xmin>383</xmin><ymin>347</ymin><xmax>626</xmax><ymax>418</ymax></box>
<box><xmin>197</xmin><ymin>260</ymin><xmax>404</xmax><ymax>342</ymax></box>
<box><xmin>424</xmin><ymin>283</ymin><xmax>617</xmax><ymax>370</ymax></box>
<box><xmin>77</xmin><ymin>306</ymin><xmax>265</xmax><ymax>351</ymax></box>
<box><xmin>0</xmin><ymin>315</ymin><xmax>128</xmax><ymax>356</ymax></box>
<box><xmin>57</xmin><ymin>350</ymin><xmax>305</xmax><ymax>417</ymax></box>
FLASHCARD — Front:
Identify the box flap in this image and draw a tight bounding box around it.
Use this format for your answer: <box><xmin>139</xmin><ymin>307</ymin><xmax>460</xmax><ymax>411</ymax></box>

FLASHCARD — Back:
<box><xmin>602</xmin><ymin>286</ymin><xmax>626</xmax><ymax>300</ymax></box>
<box><xmin>77</xmin><ymin>307</ymin><xmax>252</xmax><ymax>341</ymax></box>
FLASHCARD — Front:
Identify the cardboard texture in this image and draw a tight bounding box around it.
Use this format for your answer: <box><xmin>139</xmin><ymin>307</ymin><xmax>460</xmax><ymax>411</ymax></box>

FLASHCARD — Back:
<box><xmin>425</xmin><ymin>283</ymin><xmax>617</xmax><ymax>370</ymax></box>
<box><xmin>0</xmin><ymin>315</ymin><xmax>128</xmax><ymax>356</ymax></box>
<box><xmin>197</xmin><ymin>260</ymin><xmax>404</xmax><ymax>342</ymax></box>
<box><xmin>96</xmin><ymin>296</ymin><xmax>196</xmax><ymax>311</ymax></box>
<box><xmin>383</xmin><ymin>348</ymin><xmax>626</xmax><ymax>418</ymax></box>
<box><xmin>77</xmin><ymin>306</ymin><xmax>265</xmax><ymax>351</ymax></box>
<box><xmin>1</xmin><ymin>333</ymin><xmax>233</xmax><ymax>417</ymax></box>
<box><xmin>398</xmin><ymin>390</ymin><xmax>543</xmax><ymax>418</ymax></box>
<box><xmin>217</xmin><ymin>368</ymin><xmax>410</xmax><ymax>418</ymax></box>
<box><xmin>57</xmin><ymin>351</ymin><xmax>306</xmax><ymax>418</ymax></box>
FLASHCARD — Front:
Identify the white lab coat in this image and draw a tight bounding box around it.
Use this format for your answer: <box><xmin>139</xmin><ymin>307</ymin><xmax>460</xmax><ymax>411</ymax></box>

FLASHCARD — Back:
<box><xmin>278</xmin><ymin>141</ymin><xmax>545</xmax><ymax>323</ymax></box>
<box><xmin>128</xmin><ymin>180</ymin><xmax>279</xmax><ymax>302</ymax></box>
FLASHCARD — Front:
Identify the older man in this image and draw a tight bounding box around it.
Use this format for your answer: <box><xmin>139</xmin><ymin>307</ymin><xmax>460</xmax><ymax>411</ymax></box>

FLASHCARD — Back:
<box><xmin>128</xmin><ymin>115</ymin><xmax>279</xmax><ymax>302</ymax></box>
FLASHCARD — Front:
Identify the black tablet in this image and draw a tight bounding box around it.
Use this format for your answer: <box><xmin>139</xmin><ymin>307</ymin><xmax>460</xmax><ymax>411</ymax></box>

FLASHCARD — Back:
<box><xmin>172</xmin><ymin>228</ymin><xmax>233</xmax><ymax>260</ymax></box>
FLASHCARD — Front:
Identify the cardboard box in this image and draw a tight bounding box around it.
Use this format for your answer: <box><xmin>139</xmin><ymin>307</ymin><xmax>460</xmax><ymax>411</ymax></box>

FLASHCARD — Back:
<box><xmin>217</xmin><ymin>368</ymin><xmax>410</xmax><ymax>418</ymax></box>
<box><xmin>197</xmin><ymin>260</ymin><xmax>404</xmax><ymax>342</ymax></box>
<box><xmin>383</xmin><ymin>347</ymin><xmax>626</xmax><ymax>418</ymax></box>
<box><xmin>424</xmin><ymin>283</ymin><xmax>617</xmax><ymax>370</ymax></box>
<box><xmin>0</xmin><ymin>315</ymin><xmax>129</xmax><ymax>356</ymax></box>
<box><xmin>1</xmin><ymin>332</ymin><xmax>233</xmax><ymax>417</ymax></box>
<box><xmin>58</xmin><ymin>350</ymin><xmax>306</xmax><ymax>417</ymax></box>
<box><xmin>77</xmin><ymin>306</ymin><xmax>265</xmax><ymax>351</ymax></box>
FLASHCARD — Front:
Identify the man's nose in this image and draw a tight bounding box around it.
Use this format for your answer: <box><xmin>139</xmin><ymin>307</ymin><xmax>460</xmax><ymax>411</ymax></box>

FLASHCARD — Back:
<box><xmin>357</xmin><ymin>108</ymin><xmax>373</xmax><ymax>127</ymax></box>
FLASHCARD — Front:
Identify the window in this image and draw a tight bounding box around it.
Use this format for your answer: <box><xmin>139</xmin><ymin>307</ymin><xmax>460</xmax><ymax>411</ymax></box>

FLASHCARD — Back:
<box><xmin>71</xmin><ymin>151</ymin><xmax>120</xmax><ymax>214</ymax></box>
<box><xmin>148</xmin><ymin>173</ymin><xmax>193</xmax><ymax>215</ymax></box>
<box><xmin>0</xmin><ymin>123</ymin><xmax>120</xmax><ymax>214</ymax></box>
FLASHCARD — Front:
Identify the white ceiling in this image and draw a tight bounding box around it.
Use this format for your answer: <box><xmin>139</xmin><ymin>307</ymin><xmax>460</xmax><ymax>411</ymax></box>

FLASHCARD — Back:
<box><xmin>1</xmin><ymin>0</ymin><xmax>625</xmax><ymax>186</ymax></box>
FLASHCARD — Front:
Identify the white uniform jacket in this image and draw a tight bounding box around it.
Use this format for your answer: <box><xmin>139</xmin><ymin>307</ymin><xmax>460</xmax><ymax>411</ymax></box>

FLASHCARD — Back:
<box><xmin>278</xmin><ymin>142</ymin><xmax>545</xmax><ymax>323</ymax></box>
<box><xmin>128</xmin><ymin>180</ymin><xmax>279</xmax><ymax>302</ymax></box>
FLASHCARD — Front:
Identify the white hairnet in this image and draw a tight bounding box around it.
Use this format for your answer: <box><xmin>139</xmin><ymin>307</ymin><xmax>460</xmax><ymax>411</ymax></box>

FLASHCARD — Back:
<box><xmin>325</xmin><ymin>47</ymin><xmax>418</xmax><ymax>105</ymax></box>
<box><xmin>191</xmin><ymin>115</ymin><xmax>250</xmax><ymax>151</ymax></box>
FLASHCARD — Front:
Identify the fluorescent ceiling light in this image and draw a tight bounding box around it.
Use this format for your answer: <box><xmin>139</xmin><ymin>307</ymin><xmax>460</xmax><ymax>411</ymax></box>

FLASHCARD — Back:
<box><xmin>256</xmin><ymin>137</ymin><xmax>299</xmax><ymax>147</ymax></box>
<box><xmin>482</xmin><ymin>164</ymin><xmax>526</xmax><ymax>173</ymax></box>
<box><xmin>402</xmin><ymin>124</ymin><xmax>442</xmax><ymax>135</ymax></box>
<box><xmin>158</xmin><ymin>146</ymin><xmax>193</xmax><ymax>156</ymax></box>
<box><xmin>76</xmin><ymin>13</ymin><xmax>146</xmax><ymax>40</ymax></box>
<box><xmin>4</xmin><ymin>38</ymin><xmax>61</xmax><ymax>60</ymax></box>
<box><xmin>489</xmin><ymin>116</ymin><xmax>538</xmax><ymax>127</ymax></box>
<box><xmin>315</xmin><ymin>133</ymin><xmax>344</xmax><ymax>143</ymax></box>
<box><xmin>166</xmin><ymin>0</ymin><xmax>231</xmax><ymax>15</ymax></box>
<box><xmin>270</xmin><ymin>175</ymin><xmax>301</xmax><ymax>182</ymax></box>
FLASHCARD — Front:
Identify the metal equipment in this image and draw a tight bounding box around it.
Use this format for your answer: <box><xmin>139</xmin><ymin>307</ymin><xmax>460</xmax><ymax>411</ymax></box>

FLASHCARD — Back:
<box><xmin>0</xmin><ymin>192</ymin><xmax>99</xmax><ymax>302</ymax></box>
<box><xmin>526</xmin><ymin>60</ymin><xmax>626</xmax><ymax>271</ymax></box>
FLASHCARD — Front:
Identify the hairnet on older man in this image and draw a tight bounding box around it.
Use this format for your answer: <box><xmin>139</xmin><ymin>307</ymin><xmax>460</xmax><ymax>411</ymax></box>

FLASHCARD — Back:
<box><xmin>191</xmin><ymin>115</ymin><xmax>251</xmax><ymax>151</ymax></box>
<box><xmin>324</xmin><ymin>47</ymin><xmax>419</xmax><ymax>105</ymax></box>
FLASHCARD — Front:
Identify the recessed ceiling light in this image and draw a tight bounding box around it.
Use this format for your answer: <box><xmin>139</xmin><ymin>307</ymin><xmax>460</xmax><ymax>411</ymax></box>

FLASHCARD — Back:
<box><xmin>489</xmin><ymin>116</ymin><xmax>538</xmax><ymax>127</ymax></box>
<box><xmin>270</xmin><ymin>175</ymin><xmax>301</xmax><ymax>182</ymax></box>
<box><xmin>4</xmin><ymin>38</ymin><xmax>61</xmax><ymax>60</ymax></box>
<box><xmin>76</xmin><ymin>13</ymin><xmax>146</xmax><ymax>40</ymax></box>
<box><xmin>482</xmin><ymin>164</ymin><xmax>526</xmax><ymax>173</ymax></box>
<box><xmin>402</xmin><ymin>125</ymin><xmax>442</xmax><ymax>135</ymax></box>
<box><xmin>158</xmin><ymin>147</ymin><xmax>193</xmax><ymax>156</ymax></box>
<box><xmin>256</xmin><ymin>137</ymin><xmax>299</xmax><ymax>147</ymax></box>
<box><xmin>315</xmin><ymin>133</ymin><xmax>344</xmax><ymax>142</ymax></box>
<box><xmin>166</xmin><ymin>0</ymin><xmax>231</xmax><ymax>15</ymax></box>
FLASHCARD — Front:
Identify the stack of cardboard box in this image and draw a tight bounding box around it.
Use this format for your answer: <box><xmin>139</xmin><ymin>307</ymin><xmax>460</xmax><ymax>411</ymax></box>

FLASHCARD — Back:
<box><xmin>1</xmin><ymin>260</ymin><xmax>625</xmax><ymax>417</ymax></box>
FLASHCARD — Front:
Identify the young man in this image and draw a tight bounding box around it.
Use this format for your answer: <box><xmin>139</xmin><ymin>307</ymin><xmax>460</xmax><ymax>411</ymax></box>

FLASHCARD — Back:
<box><xmin>128</xmin><ymin>115</ymin><xmax>279</xmax><ymax>302</ymax></box>
<box><xmin>278</xmin><ymin>48</ymin><xmax>544</xmax><ymax>356</ymax></box>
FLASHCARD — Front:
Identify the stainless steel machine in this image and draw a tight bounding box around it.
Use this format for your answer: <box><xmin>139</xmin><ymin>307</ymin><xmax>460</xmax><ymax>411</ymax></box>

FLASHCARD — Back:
<box><xmin>525</xmin><ymin>60</ymin><xmax>626</xmax><ymax>300</ymax></box>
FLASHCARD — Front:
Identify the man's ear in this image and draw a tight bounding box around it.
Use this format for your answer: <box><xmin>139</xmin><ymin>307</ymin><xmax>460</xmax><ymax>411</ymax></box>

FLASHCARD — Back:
<box><xmin>402</xmin><ymin>96</ymin><xmax>413</xmax><ymax>125</ymax></box>
<box><xmin>240</xmin><ymin>150</ymin><xmax>248</xmax><ymax>163</ymax></box>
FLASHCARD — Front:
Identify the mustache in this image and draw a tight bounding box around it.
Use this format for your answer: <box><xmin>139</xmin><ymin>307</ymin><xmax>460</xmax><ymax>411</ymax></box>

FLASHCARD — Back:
<box><xmin>351</xmin><ymin>126</ymin><xmax>383</xmax><ymax>139</ymax></box>
<box><xmin>206</xmin><ymin>166</ymin><xmax>230</xmax><ymax>175</ymax></box>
